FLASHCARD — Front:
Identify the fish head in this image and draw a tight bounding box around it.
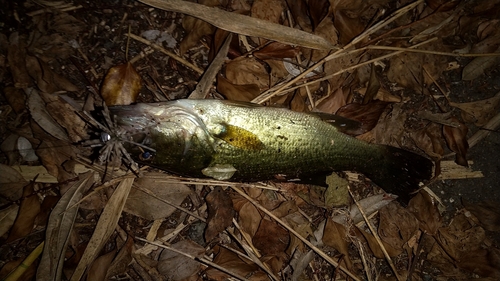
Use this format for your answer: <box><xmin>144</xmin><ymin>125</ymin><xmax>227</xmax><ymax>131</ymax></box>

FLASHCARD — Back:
<box><xmin>108</xmin><ymin>102</ymin><xmax>214</xmax><ymax>175</ymax></box>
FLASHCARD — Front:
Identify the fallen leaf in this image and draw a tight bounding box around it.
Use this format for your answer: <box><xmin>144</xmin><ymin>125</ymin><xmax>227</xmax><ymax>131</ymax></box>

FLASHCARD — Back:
<box><xmin>206</xmin><ymin>246</ymin><xmax>266</xmax><ymax>281</ymax></box>
<box><xmin>408</xmin><ymin>191</ymin><xmax>442</xmax><ymax>235</ymax></box>
<box><xmin>251</xmin><ymin>0</ymin><xmax>286</xmax><ymax>45</ymax></box>
<box><xmin>26</xmin><ymin>88</ymin><xmax>69</xmax><ymax>141</ymax></box>
<box><xmin>106</xmin><ymin>236</ymin><xmax>135</xmax><ymax>279</ymax></box>
<box><xmin>7</xmin><ymin>32</ymin><xmax>31</xmax><ymax>89</ymax></box>
<box><xmin>336</xmin><ymin>101</ymin><xmax>389</xmax><ymax>134</ymax></box>
<box><xmin>378</xmin><ymin>202</ymin><xmax>419</xmax><ymax>255</ymax></box>
<box><xmin>308</xmin><ymin>0</ymin><xmax>330</xmax><ymax>30</ymax></box>
<box><xmin>217</xmin><ymin>74</ymin><xmax>260</xmax><ymax>102</ymax></box>
<box><xmin>205</xmin><ymin>187</ymin><xmax>235</xmax><ymax>242</ymax></box>
<box><xmin>252</xmin><ymin>218</ymin><xmax>290</xmax><ymax>257</ymax></box>
<box><xmin>0</xmin><ymin>164</ymin><xmax>28</xmax><ymax>205</ymax></box>
<box><xmin>443</xmin><ymin>117</ymin><xmax>469</xmax><ymax>166</ymax></box>
<box><xmin>70</xmin><ymin>177</ymin><xmax>133</xmax><ymax>281</ymax></box>
<box><xmin>87</xmin><ymin>250</ymin><xmax>116</xmax><ymax>281</ymax></box>
<box><xmin>322</xmin><ymin>218</ymin><xmax>352</xmax><ymax>268</ymax></box>
<box><xmin>6</xmin><ymin>182</ymin><xmax>41</xmax><ymax>243</ymax></box>
<box><xmin>158</xmin><ymin>240</ymin><xmax>205</xmax><ymax>281</ymax></box>
<box><xmin>253</xmin><ymin>42</ymin><xmax>299</xmax><ymax>60</ymax></box>
<box><xmin>101</xmin><ymin>62</ymin><xmax>142</xmax><ymax>106</ymax></box>
<box><xmin>462</xmin><ymin>200</ymin><xmax>500</xmax><ymax>232</ymax></box>
<box><xmin>450</xmin><ymin>91</ymin><xmax>500</xmax><ymax>126</ymax></box>
<box><xmin>225</xmin><ymin>56</ymin><xmax>270</xmax><ymax>91</ymax></box>
<box><xmin>25</xmin><ymin>55</ymin><xmax>78</xmax><ymax>93</ymax></box>
<box><xmin>0</xmin><ymin>204</ymin><xmax>19</xmax><ymax>238</ymax></box>
<box><xmin>180</xmin><ymin>15</ymin><xmax>216</xmax><ymax>55</ymax></box>
<box><xmin>36</xmin><ymin>173</ymin><xmax>93</xmax><ymax>281</ymax></box>
<box><xmin>125</xmin><ymin>173</ymin><xmax>193</xmax><ymax>220</ymax></box>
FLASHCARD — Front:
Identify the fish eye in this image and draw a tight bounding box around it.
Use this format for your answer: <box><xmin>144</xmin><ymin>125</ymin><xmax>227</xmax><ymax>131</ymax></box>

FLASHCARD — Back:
<box><xmin>139</xmin><ymin>151</ymin><xmax>154</xmax><ymax>161</ymax></box>
<box><xmin>101</xmin><ymin>132</ymin><xmax>111</xmax><ymax>142</ymax></box>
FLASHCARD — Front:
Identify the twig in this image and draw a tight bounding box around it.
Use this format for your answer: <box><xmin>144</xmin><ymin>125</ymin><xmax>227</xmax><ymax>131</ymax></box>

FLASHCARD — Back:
<box><xmin>135</xmin><ymin>237</ymin><xmax>252</xmax><ymax>281</ymax></box>
<box><xmin>230</xmin><ymin>185</ymin><xmax>361</xmax><ymax>281</ymax></box>
<box><xmin>347</xmin><ymin>185</ymin><xmax>402</xmax><ymax>281</ymax></box>
<box><xmin>251</xmin><ymin>0</ymin><xmax>425</xmax><ymax>104</ymax></box>
<box><xmin>126</xmin><ymin>33</ymin><xmax>204</xmax><ymax>74</ymax></box>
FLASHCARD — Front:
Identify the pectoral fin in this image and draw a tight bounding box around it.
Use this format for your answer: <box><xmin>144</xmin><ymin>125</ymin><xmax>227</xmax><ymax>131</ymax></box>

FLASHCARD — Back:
<box><xmin>202</xmin><ymin>164</ymin><xmax>237</xmax><ymax>180</ymax></box>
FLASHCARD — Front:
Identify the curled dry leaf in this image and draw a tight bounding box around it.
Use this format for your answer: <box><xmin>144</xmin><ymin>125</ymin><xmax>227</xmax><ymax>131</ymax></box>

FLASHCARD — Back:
<box><xmin>356</xmin><ymin>87</ymin><xmax>402</xmax><ymax>103</ymax></box>
<box><xmin>205</xmin><ymin>187</ymin><xmax>235</xmax><ymax>242</ymax></box>
<box><xmin>250</xmin><ymin>0</ymin><xmax>286</xmax><ymax>45</ymax></box>
<box><xmin>101</xmin><ymin>62</ymin><xmax>142</xmax><ymax>106</ymax></box>
<box><xmin>443</xmin><ymin>117</ymin><xmax>469</xmax><ymax>167</ymax></box>
<box><xmin>7</xmin><ymin>32</ymin><xmax>32</xmax><ymax>89</ymax></box>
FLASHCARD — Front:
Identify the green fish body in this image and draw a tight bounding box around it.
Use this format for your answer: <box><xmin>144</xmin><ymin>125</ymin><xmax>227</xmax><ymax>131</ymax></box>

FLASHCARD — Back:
<box><xmin>110</xmin><ymin>99</ymin><xmax>432</xmax><ymax>202</ymax></box>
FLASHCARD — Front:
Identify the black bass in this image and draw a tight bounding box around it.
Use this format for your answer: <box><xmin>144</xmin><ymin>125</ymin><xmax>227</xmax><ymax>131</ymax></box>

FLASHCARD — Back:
<box><xmin>109</xmin><ymin>99</ymin><xmax>432</xmax><ymax>202</ymax></box>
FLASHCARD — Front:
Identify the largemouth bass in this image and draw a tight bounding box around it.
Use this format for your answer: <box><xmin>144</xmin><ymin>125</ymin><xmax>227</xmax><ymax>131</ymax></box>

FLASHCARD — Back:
<box><xmin>109</xmin><ymin>99</ymin><xmax>432</xmax><ymax>202</ymax></box>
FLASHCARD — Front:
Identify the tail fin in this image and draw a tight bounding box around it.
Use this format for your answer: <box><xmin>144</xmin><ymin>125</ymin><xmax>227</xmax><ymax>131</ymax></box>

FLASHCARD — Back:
<box><xmin>363</xmin><ymin>145</ymin><xmax>433</xmax><ymax>204</ymax></box>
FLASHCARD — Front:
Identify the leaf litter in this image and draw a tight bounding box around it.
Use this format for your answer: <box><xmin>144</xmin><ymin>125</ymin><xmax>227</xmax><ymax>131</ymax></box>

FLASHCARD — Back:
<box><xmin>1</xmin><ymin>0</ymin><xmax>500</xmax><ymax>280</ymax></box>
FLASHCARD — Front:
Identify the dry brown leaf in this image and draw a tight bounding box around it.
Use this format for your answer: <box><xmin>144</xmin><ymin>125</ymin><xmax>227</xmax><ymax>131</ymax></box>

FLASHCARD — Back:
<box><xmin>25</xmin><ymin>55</ymin><xmax>78</xmax><ymax>93</ymax></box>
<box><xmin>36</xmin><ymin>140</ymin><xmax>76</xmax><ymax>182</ymax></box>
<box><xmin>26</xmin><ymin>88</ymin><xmax>69</xmax><ymax>141</ymax></box>
<box><xmin>285</xmin><ymin>0</ymin><xmax>312</xmax><ymax>32</ymax></box>
<box><xmin>315</xmin><ymin>87</ymin><xmax>348</xmax><ymax>114</ymax></box>
<box><xmin>356</xmin><ymin>87</ymin><xmax>402</xmax><ymax>103</ymax></box>
<box><xmin>0</xmin><ymin>164</ymin><xmax>27</xmax><ymax>205</ymax></box>
<box><xmin>158</xmin><ymin>240</ymin><xmax>205</xmax><ymax>281</ymax></box>
<box><xmin>443</xmin><ymin>117</ymin><xmax>469</xmax><ymax>167</ymax></box>
<box><xmin>357</xmin><ymin>227</ymin><xmax>401</xmax><ymax>258</ymax></box>
<box><xmin>378</xmin><ymin>202</ymin><xmax>419</xmax><ymax>256</ymax></box>
<box><xmin>6</xmin><ymin>182</ymin><xmax>41</xmax><ymax>243</ymax></box>
<box><xmin>462</xmin><ymin>200</ymin><xmax>500</xmax><ymax>232</ymax></box>
<box><xmin>457</xmin><ymin>248</ymin><xmax>500</xmax><ymax>279</ymax></box>
<box><xmin>87</xmin><ymin>250</ymin><xmax>116</xmax><ymax>281</ymax></box>
<box><xmin>70</xmin><ymin>177</ymin><xmax>134</xmax><ymax>281</ymax></box>
<box><xmin>251</xmin><ymin>0</ymin><xmax>286</xmax><ymax>45</ymax></box>
<box><xmin>333</xmin><ymin>9</ymin><xmax>365</xmax><ymax>45</ymax></box>
<box><xmin>408</xmin><ymin>191</ymin><xmax>442</xmax><ymax>235</ymax></box>
<box><xmin>180</xmin><ymin>15</ymin><xmax>216</xmax><ymax>55</ymax></box>
<box><xmin>253</xmin><ymin>42</ymin><xmax>300</xmax><ymax>60</ymax></box>
<box><xmin>462</xmin><ymin>55</ymin><xmax>500</xmax><ymax>81</ymax></box>
<box><xmin>217</xmin><ymin>75</ymin><xmax>260</xmax><ymax>102</ymax></box>
<box><xmin>322</xmin><ymin>218</ymin><xmax>352</xmax><ymax>268</ymax></box>
<box><xmin>252</xmin><ymin>218</ymin><xmax>290</xmax><ymax>257</ymax></box>
<box><xmin>4</xmin><ymin>86</ymin><xmax>26</xmax><ymax>114</ymax></box>
<box><xmin>7</xmin><ymin>32</ymin><xmax>31</xmax><ymax>89</ymax></box>
<box><xmin>410</xmin><ymin>123</ymin><xmax>445</xmax><ymax>160</ymax></box>
<box><xmin>0</xmin><ymin>205</ymin><xmax>19</xmax><ymax>238</ymax></box>
<box><xmin>450</xmin><ymin>91</ymin><xmax>500</xmax><ymax>126</ymax></box>
<box><xmin>205</xmin><ymin>187</ymin><xmax>235</xmax><ymax>242</ymax></box>
<box><xmin>40</xmin><ymin>92</ymin><xmax>88</xmax><ymax>143</ymax></box>
<box><xmin>336</xmin><ymin>101</ymin><xmax>389</xmax><ymax>135</ymax></box>
<box><xmin>206</xmin><ymin>246</ymin><xmax>267</xmax><ymax>281</ymax></box>
<box><xmin>105</xmin><ymin>236</ymin><xmax>134</xmax><ymax>279</ymax></box>
<box><xmin>308</xmin><ymin>0</ymin><xmax>330</xmax><ymax>30</ymax></box>
<box><xmin>125</xmin><ymin>174</ymin><xmax>192</xmax><ymax>220</ymax></box>
<box><xmin>36</xmin><ymin>173</ymin><xmax>93</xmax><ymax>281</ymax></box>
<box><xmin>225</xmin><ymin>56</ymin><xmax>270</xmax><ymax>91</ymax></box>
<box><xmin>101</xmin><ymin>62</ymin><xmax>142</xmax><ymax>106</ymax></box>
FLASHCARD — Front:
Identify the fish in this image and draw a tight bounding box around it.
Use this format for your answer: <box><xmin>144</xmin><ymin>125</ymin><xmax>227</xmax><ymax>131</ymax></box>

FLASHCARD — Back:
<box><xmin>108</xmin><ymin>99</ymin><xmax>433</xmax><ymax>203</ymax></box>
